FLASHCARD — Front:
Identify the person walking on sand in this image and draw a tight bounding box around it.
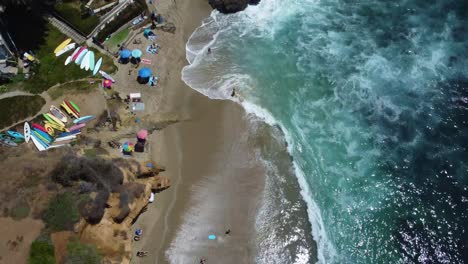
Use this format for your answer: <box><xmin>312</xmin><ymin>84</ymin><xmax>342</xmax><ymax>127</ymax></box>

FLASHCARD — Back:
<box><xmin>225</xmin><ymin>229</ymin><xmax>231</xmax><ymax>235</ymax></box>
<box><xmin>207</xmin><ymin>48</ymin><xmax>211</xmax><ymax>54</ymax></box>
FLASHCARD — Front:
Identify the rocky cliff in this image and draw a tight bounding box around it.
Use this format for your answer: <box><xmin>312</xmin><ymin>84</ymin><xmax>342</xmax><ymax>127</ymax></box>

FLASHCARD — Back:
<box><xmin>208</xmin><ymin>0</ymin><xmax>260</xmax><ymax>14</ymax></box>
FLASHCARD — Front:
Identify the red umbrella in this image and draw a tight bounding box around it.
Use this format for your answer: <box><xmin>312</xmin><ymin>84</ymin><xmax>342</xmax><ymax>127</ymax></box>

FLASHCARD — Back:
<box><xmin>137</xmin><ymin>129</ymin><xmax>148</xmax><ymax>140</ymax></box>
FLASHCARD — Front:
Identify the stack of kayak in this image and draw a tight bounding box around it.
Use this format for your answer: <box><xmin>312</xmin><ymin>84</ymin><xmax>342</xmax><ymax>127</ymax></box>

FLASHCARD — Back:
<box><xmin>0</xmin><ymin>131</ymin><xmax>25</xmax><ymax>147</ymax></box>
<box><xmin>20</xmin><ymin>99</ymin><xmax>96</xmax><ymax>152</ymax></box>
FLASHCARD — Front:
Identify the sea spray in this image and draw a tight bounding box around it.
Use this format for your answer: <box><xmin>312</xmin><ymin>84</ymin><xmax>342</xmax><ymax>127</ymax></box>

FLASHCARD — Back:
<box><xmin>183</xmin><ymin>0</ymin><xmax>468</xmax><ymax>263</ymax></box>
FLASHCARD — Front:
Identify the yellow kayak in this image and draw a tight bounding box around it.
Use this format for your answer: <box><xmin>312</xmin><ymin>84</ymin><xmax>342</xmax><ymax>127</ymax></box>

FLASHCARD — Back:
<box><xmin>45</xmin><ymin>121</ymin><xmax>68</xmax><ymax>132</ymax></box>
<box><xmin>54</xmin><ymin>38</ymin><xmax>72</xmax><ymax>54</ymax></box>
<box><xmin>44</xmin><ymin>123</ymin><xmax>55</xmax><ymax>136</ymax></box>
<box><xmin>61</xmin><ymin>102</ymin><xmax>79</xmax><ymax>119</ymax></box>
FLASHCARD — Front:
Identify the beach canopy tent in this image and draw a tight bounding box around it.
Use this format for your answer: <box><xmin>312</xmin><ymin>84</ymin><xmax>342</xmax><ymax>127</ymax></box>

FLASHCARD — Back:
<box><xmin>137</xmin><ymin>129</ymin><xmax>148</xmax><ymax>140</ymax></box>
<box><xmin>138</xmin><ymin>67</ymin><xmax>152</xmax><ymax>78</ymax></box>
<box><xmin>120</xmin><ymin>49</ymin><xmax>131</xmax><ymax>59</ymax></box>
<box><xmin>129</xmin><ymin>93</ymin><xmax>141</xmax><ymax>102</ymax></box>
<box><xmin>132</xmin><ymin>102</ymin><xmax>145</xmax><ymax>112</ymax></box>
<box><xmin>144</xmin><ymin>28</ymin><xmax>151</xmax><ymax>37</ymax></box>
<box><xmin>102</xmin><ymin>79</ymin><xmax>112</xmax><ymax>88</ymax></box>
<box><xmin>132</xmin><ymin>49</ymin><xmax>142</xmax><ymax>58</ymax></box>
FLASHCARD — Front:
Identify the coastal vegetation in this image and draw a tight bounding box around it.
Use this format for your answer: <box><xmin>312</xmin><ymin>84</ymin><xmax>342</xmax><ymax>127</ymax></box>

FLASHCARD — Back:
<box><xmin>0</xmin><ymin>95</ymin><xmax>45</xmax><ymax>129</ymax></box>
<box><xmin>48</xmin><ymin>80</ymin><xmax>95</xmax><ymax>100</ymax></box>
<box><xmin>42</xmin><ymin>193</ymin><xmax>83</xmax><ymax>232</ymax></box>
<box><xmin>95</xmin><ymin>0</ymin><xmax>147</xmax><ymax>42</ymax></box>
<box><xmin>65</xmin><ymin>238</ymin><xmax>102</xmax><ymax>264</ymax></box>
<box><xmin>28</xmin><ymin>236</ymin><xmax>56</xmax><ymax>264</ymax></box>
<box><xmin>54</xmin><ymin>1</ymin><xmax>100</xmax><ymax>35</ymax></box>
<box><xmin>106</xmin><ymin>28</ymin><xmax>130</xmax><ymax>49</ymax></box>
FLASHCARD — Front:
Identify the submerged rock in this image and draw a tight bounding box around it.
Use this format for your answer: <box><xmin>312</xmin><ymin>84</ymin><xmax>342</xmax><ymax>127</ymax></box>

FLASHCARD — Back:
<box><xmin>208</xmin><ymin>0</ymin><xmax>260</xmax><ymax>14</ymax></box>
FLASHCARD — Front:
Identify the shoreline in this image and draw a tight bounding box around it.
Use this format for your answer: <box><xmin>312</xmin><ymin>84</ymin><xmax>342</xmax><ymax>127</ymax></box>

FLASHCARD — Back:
<box><xmin>129</xmin><ymin>0</ymin><xmax>267</xmax><ymax>263</ymax></box>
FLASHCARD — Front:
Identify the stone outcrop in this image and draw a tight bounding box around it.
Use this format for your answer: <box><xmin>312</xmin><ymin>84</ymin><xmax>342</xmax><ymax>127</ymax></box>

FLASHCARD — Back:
<box><xmin>208</xmin><ymin>0</ymin><xmax>260</xmax><ymax>14</ymax></box>
<box><xmin>73</xmin><ymin>161</ymin><xmax>171</xmax><ymax>264</ymax></box>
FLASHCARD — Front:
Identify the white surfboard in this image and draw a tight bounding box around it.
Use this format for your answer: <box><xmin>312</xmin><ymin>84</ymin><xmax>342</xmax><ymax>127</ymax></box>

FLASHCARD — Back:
<box><xmin>88</xmin><ymin>51</ymin><xmax>94</xmax><ymax>71</ymax></box>
<box><xmin>93</xmin><ymin>58</ymin><xmax>102</xmax><ymax>76</ymax></box>
<box><xmin>80</xmin><ymin>51</ymin><xmax>91</xmax><ymax>69</ymax></box>
<box><xmin>56</xmin><ymin>43</ymin><xmax>76</xmax><ymax>57</ymax></box>
<box><xmin>75</xmin><ymin>49</ymin><xmax>88</xmax><ymax>65</ymax></box>
<box><xmin>99</xmin><ymin>70</ymin><xmax>115</xmax><ymax>82</ymax></box>
<box><xmin>55</xmin><ymin>135</ymin><xmax>77</xmax><ymax>142</ymax></box>
<box><xmin>30</xmin><ymin>133</ymin><xmax>46</xmax><ymax>151</ymax></box>
<box><xmin>24</xmin><ymin>122</ymin><xmax>31</xmax><ymax>143</ymax></box>
<box><xmin>64</xmin><ymin>56</ymin><xmax>72</xmax><ymax>65</ymax></box>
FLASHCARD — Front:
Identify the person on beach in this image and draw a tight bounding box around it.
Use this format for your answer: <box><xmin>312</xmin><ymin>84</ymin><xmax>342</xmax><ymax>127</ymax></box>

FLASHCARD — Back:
<box><xmin>231</xmin><ymin>88</ymin><xmax>236</xmax><ymax>97</ymax></box>
<box><xmin>225</xmin><ymin>229</ymin><xmax>231</xmax><ymax>235</ymax></box>
<box><xmin>207</xmin><ymin>48</ymin><xmax>211</xmax><ymax>54</ymax></box>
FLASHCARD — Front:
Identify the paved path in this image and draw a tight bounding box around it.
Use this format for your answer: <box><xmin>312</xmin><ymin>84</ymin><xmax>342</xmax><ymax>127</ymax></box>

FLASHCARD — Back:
<box><xmin>0</xmin><ymin>90</ymin><xmax>34</xmax><ymax>100</ymax></box>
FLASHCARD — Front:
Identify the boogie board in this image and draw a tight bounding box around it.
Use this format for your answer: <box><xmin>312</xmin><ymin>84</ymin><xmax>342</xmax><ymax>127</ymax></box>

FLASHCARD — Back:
<box><xmin>30</xmin><ymin>133</ymin><xmax>47</xmax><ymax>151</ymax></box>
<box><xmin>72</xmin><ymin>46</ymin><xmax>86</xmax><ymax>62</ymax></box>
<box><xmin>88</xmin><ymin>51</ymin><xmax>95</xmax><ymax>71</ymax></box>
<box><xmin>80</xmin><ymin>51</ymin><xmax>91</xmax><ymax>69</ymax></box>
<box><xmin>99</xmin><ymin>70</ymin><xmax>115</xmax><ymax>82</ymax></box>
<box><xmin>93</xmin><ymin>58</ymin><xmax>102</xmax><ymax>76</ymax></box>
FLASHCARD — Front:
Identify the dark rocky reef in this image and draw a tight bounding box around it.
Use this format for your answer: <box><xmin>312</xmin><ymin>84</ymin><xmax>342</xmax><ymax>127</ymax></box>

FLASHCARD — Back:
<box><xmin>209</xmin><ymin>0</ymin><xmax>260</xmax><ymax>14</ymax></box>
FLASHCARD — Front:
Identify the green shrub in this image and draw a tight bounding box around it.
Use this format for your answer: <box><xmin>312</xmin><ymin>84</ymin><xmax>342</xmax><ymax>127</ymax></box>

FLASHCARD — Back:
<box><xmin>10</xmin><ymin>202</ymin><xmax>30</xmax><ymax>220</ymax></box>
<box><xmin>64</xmin><ymin>238</ymin><xmax>101</xmax><ymax>264</ymax></box>
<box><xmin>28</xmin><ymin>236</ymin><xmax>56</xmax><ymax>264</ymax></box>
<box><xmin>96</xmin><ymin>0</ymin><xmax>147</xmax><ymax>42</ymax></box>
<box><xmin>54</xmin><ymin>2</ymin><xmax>99</xmax><ymax>35</ymax></box>
<box><xmin>0</xmin><ymin>95</ymin><xmax>45</xmax><ymax>129</ymax></box>
<box><xmin>43</xmin><ymin>193</ymin><xmax>81</xmax><ymax>231</ymax></box>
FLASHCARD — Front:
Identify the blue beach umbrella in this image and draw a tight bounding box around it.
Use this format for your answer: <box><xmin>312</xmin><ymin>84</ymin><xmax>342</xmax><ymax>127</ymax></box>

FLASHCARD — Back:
<box><xmin>208</xmin><ymin>234</ymin><xmax>216</xmax><ymax>240</ymax></box>
<box><xmin>144</xmin><ymin>28</ymin><xmax>151</xmax><ymax>37</ymax></box>
<box><xmin>120</xmin><ymin>49</ymin><xmax>131</xmax><ymax>59</ymax></box>
<box><xmin>132</xmin><ymin>49</ymin><xmax>142</xmax><ymax>58</ymax></box>
<box><xmin>138</xmin><ymin>67</ymin><xmax>152</xmax><ymax>78</ymax></box>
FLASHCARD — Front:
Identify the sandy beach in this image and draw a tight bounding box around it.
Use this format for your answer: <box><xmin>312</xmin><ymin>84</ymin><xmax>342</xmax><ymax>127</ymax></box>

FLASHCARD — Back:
<box><xmin>122</xmin><ymin>0</ymin><xmax>266</xmax><ymax>263</ymax></box>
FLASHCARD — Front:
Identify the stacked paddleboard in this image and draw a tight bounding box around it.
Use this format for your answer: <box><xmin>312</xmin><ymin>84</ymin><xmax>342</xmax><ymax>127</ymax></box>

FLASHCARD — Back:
<box><xmin>20</xmin><ymin>100</ymin><xmax>95</xmax><ymax>151</ymax></box>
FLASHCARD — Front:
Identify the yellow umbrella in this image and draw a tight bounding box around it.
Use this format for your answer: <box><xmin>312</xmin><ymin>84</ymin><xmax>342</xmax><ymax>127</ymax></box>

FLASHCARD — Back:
<box><xmin>54</xmin><ymin>38</ymin><xmax>71</xmax><ymax>54</ymax></box>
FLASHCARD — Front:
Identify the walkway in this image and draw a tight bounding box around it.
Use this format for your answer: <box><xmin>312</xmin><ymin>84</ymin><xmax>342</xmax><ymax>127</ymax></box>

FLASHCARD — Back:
<box><xmin>48</xmin><ymin>16</ymin><xmax>87</xmax><ymax>44</ymax></box>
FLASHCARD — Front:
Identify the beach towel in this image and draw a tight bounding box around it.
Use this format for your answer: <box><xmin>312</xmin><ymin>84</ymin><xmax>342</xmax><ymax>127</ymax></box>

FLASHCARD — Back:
<box><xmin>141</xmin><ymin>58</ymin><xmax>151</xmax><ymax>65</ymax></box>
<box><xmin>146</xmin><ymin>46</ymin><xmax>158</xmax><ymax>54</ymax></box>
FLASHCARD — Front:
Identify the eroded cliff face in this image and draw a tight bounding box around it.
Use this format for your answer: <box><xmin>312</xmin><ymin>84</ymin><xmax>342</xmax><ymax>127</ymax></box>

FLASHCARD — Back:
<box><xmin>209</xmin><ymin>0</ymin><xmax>260</xmax><ymax>14</ymax></box>
<box><xmin>74</xmin><ymin>160</ymin><xmax>170</xmax><ymax>264</ymax></box>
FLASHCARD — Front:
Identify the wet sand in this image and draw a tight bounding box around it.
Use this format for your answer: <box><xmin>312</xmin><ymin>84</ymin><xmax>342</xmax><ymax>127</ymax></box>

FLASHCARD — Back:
<box><xmin>130</xmin><ymin>0</ymin><xmax>266</xmax><ymax>263</ymax></box>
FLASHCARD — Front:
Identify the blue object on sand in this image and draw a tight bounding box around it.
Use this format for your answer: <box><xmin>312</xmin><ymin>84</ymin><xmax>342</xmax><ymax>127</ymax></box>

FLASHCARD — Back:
<box><xmin>146</xmin><ymin>162</ymin><xmax>154</xmax><ymax>168</ymax></box>
<box><xmin>208</xmin><ymin>234</ymin><xmax>216</xmax><ymax>240</ymax></box>
<box><xmin>136</xmin><ymin>229</ymin><xmax>142</xmax><ymax>236</ymax></box>
<box><xmin>138</xmin><ymin>67</ymin><xmax>152</xmax><ymax>78</ymax></box>
<box><xmin>132</xmin><ymin>49</ymin><xmax>142</xmax><ymax>58</ymax></box>
<box><xmin>120</xmin><ymin>49</ymin><xmax>131</xmax><ymax>59</ymax></box>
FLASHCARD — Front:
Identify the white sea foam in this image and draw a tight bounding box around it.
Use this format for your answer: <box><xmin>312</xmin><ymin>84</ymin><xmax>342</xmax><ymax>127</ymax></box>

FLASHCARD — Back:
<box><xmin>182</xmin><ymin>3</ymin><xmax>336</xmax><ymax>263</ymax></box>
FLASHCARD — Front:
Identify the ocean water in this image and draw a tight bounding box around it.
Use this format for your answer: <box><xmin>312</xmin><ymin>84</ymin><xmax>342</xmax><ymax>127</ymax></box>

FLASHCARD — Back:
<box><xmin>182</xmin><ymin>0</ymin><xmax>468</xmax><ymax>263</ymax></box>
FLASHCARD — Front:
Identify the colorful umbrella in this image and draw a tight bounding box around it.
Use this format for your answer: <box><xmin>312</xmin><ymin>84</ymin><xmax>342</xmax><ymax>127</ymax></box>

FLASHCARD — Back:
<box><xmin>122</xmin><ymin>142</ymin><xmax>134</xmax><ymax>152</ymax></box>
<box><xmin>102</xmin><ymin>79</ymin><xmax>112</xmax><ymax>88</ymax></box>
<box><xmin>120</xmin><ymin>49</ymin><xmax>131</xmax><ymax>59</ymax></box>
<box><xmin>137</xmin><ymin>129</ymin><xmax>148</xmax><ymax>140</ymax></box>
<box><xmin>138</xmin><ymin>67</ymin><xmax>152</xmax><ymax>78</ymax></box>
<box><xmin>132</xmin><ymin>49</ymin><xmax>142</xmax><ymax>58</ymax></box>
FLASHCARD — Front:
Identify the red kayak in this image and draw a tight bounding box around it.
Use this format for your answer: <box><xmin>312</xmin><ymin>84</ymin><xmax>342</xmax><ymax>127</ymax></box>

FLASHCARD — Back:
<box><xmin>64</xmin><ymin>99</ymin><xmax>80</xmax><ymax>117</ymax></box>
<box><xmin>72</xmin><ymin>46</ymin><xmax>87</xmax><ymax>62</ymax></box>
<box><xmin>32</xmin><ymin>123</ymin><xmax>48</xmax><ymax>133</ymax></box>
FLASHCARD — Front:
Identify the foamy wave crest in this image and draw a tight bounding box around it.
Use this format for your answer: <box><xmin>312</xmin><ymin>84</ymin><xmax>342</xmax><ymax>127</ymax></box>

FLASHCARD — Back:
<box><xmin>243</xmin><ymin>101</ymin><xmax>337</xmax><ymax>263</ymax></box>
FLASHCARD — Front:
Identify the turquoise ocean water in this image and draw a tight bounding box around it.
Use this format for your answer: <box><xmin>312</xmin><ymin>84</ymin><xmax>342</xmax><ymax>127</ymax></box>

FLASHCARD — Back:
<box><xmin>182</xmin><ymin>0</ymin><xmax>468</xmax><ymax>263</ymax></box>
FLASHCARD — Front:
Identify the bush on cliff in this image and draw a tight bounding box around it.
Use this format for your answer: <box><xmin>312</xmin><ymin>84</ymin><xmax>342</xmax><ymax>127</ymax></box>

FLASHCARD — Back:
<box><xmin>28</xmin><ymin>235</ymin><xmax>55</xmax><ymax>264</ymax></box>
<box><xmin>43</xmin><ymin>193</ymin><xmax>83</xmax><ymax>231</ymax></box>
<box><xmin>64</xmin><ymin>238</ymin><xmax>101</xmax><ymax>264</ymax></box>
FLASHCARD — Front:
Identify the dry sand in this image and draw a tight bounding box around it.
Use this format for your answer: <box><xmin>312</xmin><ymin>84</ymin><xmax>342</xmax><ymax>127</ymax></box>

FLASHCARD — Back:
<box><xmin>123</xmin><ymin>0</ymin><xmax>267</xmax><ymax>263</ymax></box>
